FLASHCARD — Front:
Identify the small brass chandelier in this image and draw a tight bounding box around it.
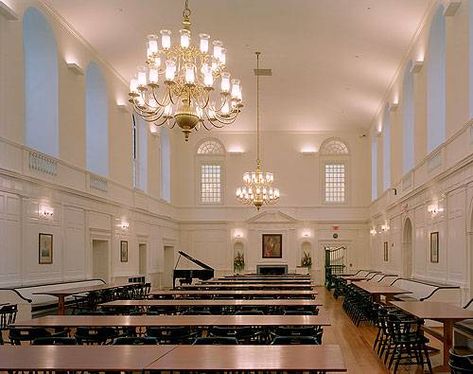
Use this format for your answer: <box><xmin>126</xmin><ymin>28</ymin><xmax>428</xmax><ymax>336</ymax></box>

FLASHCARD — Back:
<box><xmin>128</xmin><ymin>0</ymin><xmax>243</xmax><ymax>141</ymax></box>
<box><xmin>236</xmin><ymin>52</ymin><xmax>280</xmax><ymax>210</ymax></box>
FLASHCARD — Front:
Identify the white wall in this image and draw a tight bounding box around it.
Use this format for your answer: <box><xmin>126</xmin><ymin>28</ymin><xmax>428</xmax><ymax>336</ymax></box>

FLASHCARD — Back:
<box><xmin>369</xmin><ymin>0</ymin><xmax>473</xmax><ymax>304</ymax></box>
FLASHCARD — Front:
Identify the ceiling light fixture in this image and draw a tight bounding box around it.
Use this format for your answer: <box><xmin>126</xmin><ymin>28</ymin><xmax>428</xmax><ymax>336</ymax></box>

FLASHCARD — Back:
<box><xmin>236</xmin><ymin>52</ymin><xmax>280</xmax><ymax>210</ymax></box>
<box><xmin>128</xmin><ymin>0</ymin><xmax>243</xmax><ymax>141</ymax></box>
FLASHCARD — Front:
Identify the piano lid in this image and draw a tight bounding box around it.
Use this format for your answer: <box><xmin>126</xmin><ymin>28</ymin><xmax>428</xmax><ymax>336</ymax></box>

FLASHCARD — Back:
<box><xmin>175</xmin><ymin>250</ymin><xmax>214</xmax><ymax>271</ymax></box>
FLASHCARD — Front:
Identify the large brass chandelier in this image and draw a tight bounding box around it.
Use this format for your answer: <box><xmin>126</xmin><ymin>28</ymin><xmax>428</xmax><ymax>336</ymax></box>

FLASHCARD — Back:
<box><xmin>128</xmin><ymin>0</ymin><xmax>243</xmax><ymax>141</ymax></box>
<box><xmin>236</xmin><ymin>52</ymin><xmax>280</xmax><ymax>210</ymax></box>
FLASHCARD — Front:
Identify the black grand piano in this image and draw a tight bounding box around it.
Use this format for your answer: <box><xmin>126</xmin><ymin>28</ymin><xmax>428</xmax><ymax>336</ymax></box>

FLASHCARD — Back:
<box><xmin>173</xmin><ymin>250</ymin><xmax>214</xmax><ymax>288</ymax></box>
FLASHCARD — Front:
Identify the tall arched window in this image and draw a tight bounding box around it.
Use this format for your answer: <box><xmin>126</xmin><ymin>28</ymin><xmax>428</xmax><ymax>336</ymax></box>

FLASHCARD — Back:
<box><xmin>320</xmin><ymin>138</ymin><xmax>349</xmax><ymax>204</ymax></box>
<box><xmin>382</xmin><ymin>107</ymin><xmax>391</xmax><ymax>191</ymax></box>
<box><xmin>161</xmin><ymin>127</ymin><xmax>171</xmax><ymax>202</ymax></box>
<box><xmin>23</xmin><ymin>7</ymin><xmax>58</xmax><ymax>156</ymax></box>
<box><xmin>85</xmin><ymin>62</ymin><xmax>109</xmax><ymax>176</ymax></box>
<box><xmin>426</xmin><ymin>6</ymin><xmax>446</xmax><ymax>153</ymax></box>
<box><xmin>371</xmin><ymin>136</ymin><xmax>378</xmax><ymax>201</ymax></box>
<box><xmin>196</xmin><ymin>138</ymin><xmax>225</xmax><ymax>204</ymax></box>
<box><xmin>403</xmin><ymin>62</ymin><xmax>415</xmax><ymax>173</ymax></box>
<box><xmin>132</xmin><ymin>115</ymin><xmax>148</xmax><ymax>191</ymax></box>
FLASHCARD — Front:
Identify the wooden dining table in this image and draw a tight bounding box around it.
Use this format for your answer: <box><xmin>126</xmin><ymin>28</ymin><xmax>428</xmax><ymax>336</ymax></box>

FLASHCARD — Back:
<box><xmin>352</xmin><ymin>281</ymin><xmax>412</xmax><ymax>302</ymax></box>
<box><xmin>391</xmin><ymin>301</ymin><xmax>473</xmax><ymax>372</ymax></box>
<box><xmin>182</xmin><ymin>283</ymin><xmax>314</xmax><ymax>290</ymax></box>
<box><xmin>199</xmin><ymin>279</ymin><xmax>313</xmax><ymax>284</ymax></box>
<box><xmin>0</xmin><ymin>344</ymin><xmax>346</xmax><ymax>372</ymax></box>
<box><xmin>33</xmin><ymin>283</ymin><xmax>138</xmax><ymax>315</ymax></box>
<box><xmin>100</xmin><ymin>298</ymin><xmax>322</xmax><ymax>308</ymax></box>
<box><xmin>0</xmin><ymin>345</ymin><xmax>176</xmax><ymax>371</ymax></box>
<box><xmin>14</xmin><ymin>313</ymin><xmax>331</xmax><ymax>328</ymax></box>
<box><xmin>147</xmin><ymin>344</ymin><xmax>347</xmax><ymax>372</ymax></box>
<box><xmin>150</xmin><ymin>289</ymin><xmax>317</xmax><ymax>298</ymax></box>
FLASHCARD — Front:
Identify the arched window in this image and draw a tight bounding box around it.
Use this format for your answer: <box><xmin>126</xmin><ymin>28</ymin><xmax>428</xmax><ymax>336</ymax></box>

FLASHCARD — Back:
<box><xmin>132</xmin><ymin>115</ymin><xmax>147</xmax><ymax>191</ymax></box>
<box><xmin>85</xmin><ymin>62</ymin><xmax>109</xmax><ymax>176</ymax></box>
<box><xmin>403</xmin><ymin>62</ymin><xmax>415</xmax><ymax>173</ymax></box>
<box><xmin>320</xmin><ymin>138</ymin><xmax>349</xmax><ymax>204</ymax></box>
<box><xmin>371</xmin><ymin>136</ymin><xmax>378</xmax><ymax>201</ymax></box>
<box><xmin>196</xmin><ymin>138</ymin><xmax>225</xmax><ymax>204</ymax></box>
<box><xmin>23</xmin><ymin>7</ymin><xmax>58</xmax><ymax>156</ymax></box>
<box><xmin>426</xmin><ymin>6</ymin><xmax>446</xmax><ymax>152</ymax></box>
<box><xmin>161</xmin><ymin>127</ymin><xmax>171</xmax><ymax>202</ymax></box>
<box><xmin>382</xmin><ymin>107</ymin><xmax>391</xmax><ymax>191</ymax></box>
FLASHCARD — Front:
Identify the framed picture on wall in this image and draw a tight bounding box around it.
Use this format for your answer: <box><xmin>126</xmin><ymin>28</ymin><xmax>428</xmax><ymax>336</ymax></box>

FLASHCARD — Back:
<box><xmin>38</xmin><ymin>233</ymin><xmax>53</xmax><ymax>264</ymax></box>
<box><xmin>383</xmin><ymin>241</ymin><xmax>388</xmax><ymax>262</ymax></box>
<box><xmin>120</xmin><ymin>240</ymin><xmax>128</xmax><ymax>262</ymax></box>
<box><xmin>430</xmin><ymin>232</ymin><xmax>439</xmax><ymax>263</ymax></box>
<box><xmin>262</xmin><ymin>234</ymin><xmax>282</xmax><ymax>258</ymax></box>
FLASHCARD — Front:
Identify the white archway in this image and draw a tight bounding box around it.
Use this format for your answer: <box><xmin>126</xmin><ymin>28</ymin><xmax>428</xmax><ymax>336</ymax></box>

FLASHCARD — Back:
<box><xmin>402</xmin><ymin>217</ymin><xmax>413</xmax><ymax>277</ymax></box>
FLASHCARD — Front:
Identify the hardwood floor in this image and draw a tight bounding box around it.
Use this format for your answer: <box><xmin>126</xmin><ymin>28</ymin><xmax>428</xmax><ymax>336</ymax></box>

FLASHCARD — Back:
<box><xmin>319</xmin><ymin>286</ymin><xmax>443</xmax><ymax>373</ymax></box>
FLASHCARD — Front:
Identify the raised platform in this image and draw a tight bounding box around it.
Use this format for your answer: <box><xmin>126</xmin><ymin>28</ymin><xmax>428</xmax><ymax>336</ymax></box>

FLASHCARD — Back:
<box><xmin>257</xmin><ymin>264</ymin><xmax>288</xmax><ymax>275</ymax></box>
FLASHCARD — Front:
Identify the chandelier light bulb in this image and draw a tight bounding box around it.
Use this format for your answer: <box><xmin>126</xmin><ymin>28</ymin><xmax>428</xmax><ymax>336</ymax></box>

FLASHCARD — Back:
<box><xmin>137</xmin><ymin>66</ymin><xmax>147</xmax><ymax>87</ymax></box>
<box><xmin>213</xmin><ymin>40</ymin><xmax>223</xmax><ymax>60</ymax></box>
<box><xmin>165</xmin><ymin>59</ymin><xmax>176</xmax><ymax>82</ymax></box>
<box><xmin>199</xmin><ymin>33</ymin><xmax>210</xmax><ymax>53</ymax></box>
<box><xmin>220</xmin><ymin>48</ymin><xmax>227</xmax><ymax>65</ymax></box>
<box><xmin>147</xmin><ymin>34</ymin><xmax>159</xmax><ymax>57</ymax></box>
<box><xmin>129</xmin><ymin>78</ymin><xmax>138</xmax><ymax>94</ymax></box>
<box><xmin>160</xmin><ymin>30</ymin><xmax>172</xmax><ymax>49</ymax></box>
<box><xmin>164</xmin><ymin>104</ymin><xmax>173</xmax><ymax>118</ymax></box>
<box><xmin>179</xmin><ymin>29</ymin><xmax>191</xmax><ymax>48</ymax></box>
<box><xmin>148</xmin><ymin>67</ymin><xmax>159</xmax><ymax>84</ymax></box>
<box><xmin>184</xmin><ymin>63</ymin><xmax>195</xmax><ymax>85</ymax></box>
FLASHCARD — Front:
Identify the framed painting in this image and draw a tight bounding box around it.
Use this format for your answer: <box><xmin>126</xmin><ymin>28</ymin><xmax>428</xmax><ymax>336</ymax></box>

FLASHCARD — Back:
<box><xmin>262</xmin><ymin>234</ymin><xmax>282</xmax><ymax>258</ymax></box>
<box><xmin>39</xmin><ymin>233</ymin><xmax>53</xmax><ymax>264</ymax></box>
<box><xmin>430</xmin><ymin>232</ymin><xmax>439</xmax><ymax>263</ymax></box>
<box><xmin>383</xmin><ymin>241</ymin><xmax>388</xmax><ymax>262</ymax></box>
<box><xmin>120</xmin><ymin>240</ymin><xmax>129</xmax><ymax>263</ymax></box>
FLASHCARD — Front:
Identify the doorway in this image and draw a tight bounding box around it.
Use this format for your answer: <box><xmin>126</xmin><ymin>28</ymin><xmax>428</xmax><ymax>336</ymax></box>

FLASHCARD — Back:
<box><xmin>139</xmin><ymin>243</ymin><xmax>147</xmax><ymax>276</ymax></box>
<box><xmin>92</xmin><ymin>240</ymin><xmax>109</xmax><ymax>282</ymax></box>
<box><xmin>163</xmin><ymin>245</ymin><xmax>174</xmax><ymax>288</ymax></box>
<box><xmin>402</xmin><ymin>218</ymin><xmax>413</xmax><ymax>277</ymax></box>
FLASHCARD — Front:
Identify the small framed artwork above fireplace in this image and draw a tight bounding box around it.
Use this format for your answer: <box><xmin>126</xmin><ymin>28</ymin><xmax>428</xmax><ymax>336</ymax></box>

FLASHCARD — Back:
<box><xmin>262</xmin><ymin>234</ymin><xmax>282</xmax><ymax>258</ymax></box>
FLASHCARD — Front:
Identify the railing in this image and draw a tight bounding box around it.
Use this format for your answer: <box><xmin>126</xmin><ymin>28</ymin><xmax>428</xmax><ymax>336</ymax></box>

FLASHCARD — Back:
<box><xmin>28</xmin><ymin>151</ymin><xmax>57</xmax><ymax>176</ymax></box>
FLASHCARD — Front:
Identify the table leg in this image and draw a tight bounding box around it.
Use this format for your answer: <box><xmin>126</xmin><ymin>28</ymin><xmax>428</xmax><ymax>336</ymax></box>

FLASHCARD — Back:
<box><xmin>57</xmin><ymin>296</ymin><xmax>65</xmax><ymax>315</ymax></box>
<box><xmin>433</xmin><ymin>320</ymin><xmax>452</xmax><ymax>373</ymax></box>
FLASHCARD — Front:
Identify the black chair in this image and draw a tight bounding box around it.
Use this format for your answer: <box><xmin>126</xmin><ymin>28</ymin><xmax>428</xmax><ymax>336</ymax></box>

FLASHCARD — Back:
<box><xmin>0</xmin><ymin>304</ymin><xmax>17</xmax><ymax>345</ymax></box>
<box><xmin>283</xmin><ymin>310</ymin><xmax>315</xmax><ymax>315</ymax></box>
<box><xmin>270</xmin><ymin>335</ymin><xmax>319</xmax><ymax>345</ymax></box>
<box><xmin>32</xmin><ymin>336</ymin><xmax>78</xmax><ymax>345</ymax></box>
<box><xmin>9</xmin><ymin>327</ymin><xmax>52</xmax><ymax>345</ymax></box>
<box><xmin>273</xmin><ymin>326</ymin><xmax>323</xmax><ymax>344</ymax></box>
<box><xmin>235</xmin><ymin>309</ymin><xmax>264</xmax><ymax>315</ymax></box>
<box><xmin>112</xmin><ymin>336</ymin><xmax>158</xmax><ymax>345</ymax></box>
<box><xmin>385</xmin><ymin>315</ymin><xmax>432</xmax><ymax>374</ymax></box>
<box><xmin>181</xmin><ymin>309</ymin><xmax>211</xmax><ymax>315</ymax></box>
<box><xmin>75</xmin><ymin>327</ymin><xmax>118</xmax><ymax>345</ymax></box>
<box><xmin>193</xmin><ymin>336</ymin><xmax>239</xmax><ymax>345</ymax></box>
<box><xmin>209</xmin><ymin>326</ymin><xmax>264</xmax><ymax>344</ymax></box>
<box><xmin>146</xmin><ymin>326</ymin><xmax>198</xmax><ymax>344</ymax></box>
<box><xmin>449</xmin><ymin>348</ymin><xmax>473</xmax><ymax>373</ymax></box>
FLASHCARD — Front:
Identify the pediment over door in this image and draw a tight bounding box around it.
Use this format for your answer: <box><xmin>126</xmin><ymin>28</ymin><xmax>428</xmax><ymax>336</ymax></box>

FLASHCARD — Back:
<box><xmin>246</xmin><ymin>210</ymin><xmax>298</xmax><ymax>224</ymax></box>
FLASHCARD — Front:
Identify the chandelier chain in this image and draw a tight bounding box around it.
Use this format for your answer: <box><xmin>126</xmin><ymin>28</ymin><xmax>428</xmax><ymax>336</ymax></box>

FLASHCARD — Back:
<box><xmin>183</xmin><ymin>0</ymin><xmax>191</xmax><ymax>18</ymax></box>
<box><xmin>256</xmin><ymin>51</ymin><xmax>261</xmax><ymax>166</ymax></box>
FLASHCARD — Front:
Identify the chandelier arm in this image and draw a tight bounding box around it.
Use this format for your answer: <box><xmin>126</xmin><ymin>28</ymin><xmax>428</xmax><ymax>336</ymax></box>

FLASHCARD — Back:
<box><xmin>169</xmin><ymin>119</ymin><xmax>177</xmax><ymax>129</ymax></box>
<box><xmin>151</xmin><ymin>87</ymin><xmax>171</xmax><ymax>108</ymax></box>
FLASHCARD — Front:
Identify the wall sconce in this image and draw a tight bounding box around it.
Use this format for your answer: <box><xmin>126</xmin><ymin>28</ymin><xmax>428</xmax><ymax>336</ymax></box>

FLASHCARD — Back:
<box><xmin>427</xmin><ymin>204</ymin><xmax>444</xmax><ymax>217</ymax></box>
<box><xmin>370</xmin><ymin>227</ymin><xmax>377</xmax><ymax>236</ymax></box>
<box><xmin>300</xmin><ymin>146</ymin><xmax>317</xmax><ymax>155</ymax></box>
<box><xmin>233</xmin><ymin>230</ymin><xmax>244</xmax><ymax>240</ymax></box>
<box><xmin>389</xmin><ymin>102</ymin><xmax>398</xmax><ymax>112</ymax></box>
<box><xmin>0</xmin><ymin>1</ymin><xmax>19</xmax><ymax>20</ymax></box>
<box><xmin>301</xmin><ymin>230</ymin><xmax>312</xmax><ymax>239</ymax></box>
<box><xmin>149</xmin><ymin>124</ymin><xmax>159</xmax><ymax>135</ymax></box>
<box><xmin>120</xmin><ymin>221</ymin><xmax>129</xmax><ymax>230</ymax></box>
<box><xmin>39</xmin><ymin>205</ymin><xmax>54</xmax><ymax>218</ymax></box>
<box><xmin>410</xmin><ymin>60</ymin><xmax>424</xmax><ymax>74</ymax></box>
<box><xmin>117</xmin><ymin>104</ymin><xmax>129</xmax><ymax>113</ymax></box>
<box><xmin>444</xmin><ymin>1</ymin><xmax>461</xmax><ymax>17</ymax></box>
<box><xmin>228</xmin><ymin>147</ymin><xmax>245</xmax><ymax>155</ymax></box>
<box><xmin>381</xmin><ymin>223</ymin><xmax>390</xmax><ymax>232</ymax></box>
<box><xmin>66</xmin><ymin>61</ymin><xmax>84</xmax><ymax>75</ymax></box>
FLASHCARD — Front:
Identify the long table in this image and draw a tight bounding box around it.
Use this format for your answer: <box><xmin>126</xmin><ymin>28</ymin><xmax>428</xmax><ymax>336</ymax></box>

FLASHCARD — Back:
<box><xmin>33</xmin><ymin>283</ymin><xmax>138</xmax><ymax>315</ymax></box>
<box><xmin>15</xmin><ymin>314</ymin><xmax>330</xmax><ymax>327</ymax></box>
<box><xmin>391</xmin><ymin>301</ymin><xmax>473</xmax><ymax>372</ymax></box>
<box><xmin>352</xmin><ymin>281</ymin><xmax>411</xmax><ymax>302</ymax></box>
<box><xmin>182</xmin><ymin>283</ymin><xmax>314</xmax><ymax>290</ymax></box>
<box><xmin>199</xmin><ymin>279</ymin><xmax>313</xmax><ymax>284</ymax></box>
<box><xmin>0</xmin><ymin>345</ymin><xmax>346</xmax><ymax>372</ymax></box>
<box><xmin>150</xmin><ymin>289</ymin><xmax>317</xmax><ymax>298</ymax></box>
<box><xmin>100</xmin><ymin>298</ymin><xmax>322</xmax><ymax>308</ymax></box>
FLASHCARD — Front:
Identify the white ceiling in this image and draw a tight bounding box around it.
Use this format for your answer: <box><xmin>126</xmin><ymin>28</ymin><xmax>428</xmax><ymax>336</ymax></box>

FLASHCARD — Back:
<box><xmin>44</xmin><ymin>0</ymin><xmax>432</xmax><ymax>132</ymax></box>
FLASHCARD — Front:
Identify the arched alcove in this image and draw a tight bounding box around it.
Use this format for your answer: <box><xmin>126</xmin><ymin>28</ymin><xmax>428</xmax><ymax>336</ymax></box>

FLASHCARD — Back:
<box><xmin>402</xmin><ymin>217</ymin><xmax>413</xmax><ymax>277</ymax></box>
<box><xmin>233</xmin><ymin>241</ymin><xmax>245</xmax><ymax>274</ymax></box>
<box><xmin>301</xmin><ymin>241</ymin><xmax>312</xmax><ymax>271</ymax></box>
<box><xmin>85</xmin><ymin>62</ymin><xmax>109</xmax><ymax>176</ymax></box>
<box><xmin>23</xmin><ymin>7</ymin><xmax>59</xmax><ymax>156</ymax></box>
